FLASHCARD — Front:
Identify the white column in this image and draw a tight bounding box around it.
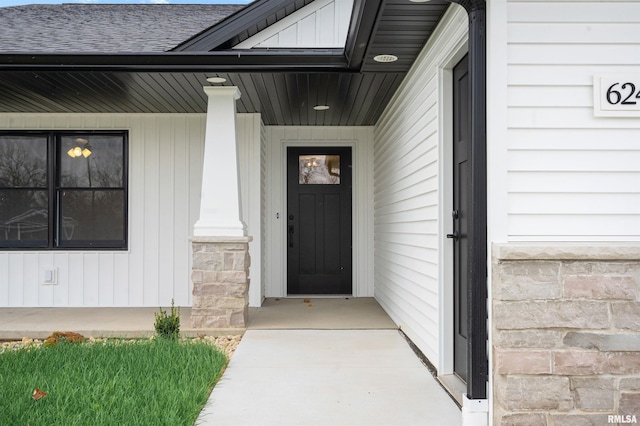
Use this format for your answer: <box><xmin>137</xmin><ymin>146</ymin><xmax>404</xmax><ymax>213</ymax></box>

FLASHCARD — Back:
<box><xmin>193</xmin><ymin>86</ymin><xmax>246</xmax><ymax>237</ymax></box>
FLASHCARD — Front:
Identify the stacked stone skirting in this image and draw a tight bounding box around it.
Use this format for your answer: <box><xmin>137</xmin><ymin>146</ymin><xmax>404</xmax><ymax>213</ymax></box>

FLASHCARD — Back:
<box><xmin>492</xmin><ymin>244</ymin><xmax>640</xmax><ymax>425</ymax></box>
<box><xmin>190</xmin><ymin>236</ymin><xmax>252</xmax><ymax>329</ymax></box>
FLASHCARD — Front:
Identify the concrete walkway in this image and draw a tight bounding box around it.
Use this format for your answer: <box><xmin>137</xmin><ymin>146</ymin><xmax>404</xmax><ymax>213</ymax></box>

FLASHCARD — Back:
<box><xmin>197</xmin><ymin>298</ymin><xmax>461</xmax><ymax>426</ymax></box>
<box><xmin>196</xmin><ymin>329</ymin><xmax>461</xmax><ymax>426</ymax></box>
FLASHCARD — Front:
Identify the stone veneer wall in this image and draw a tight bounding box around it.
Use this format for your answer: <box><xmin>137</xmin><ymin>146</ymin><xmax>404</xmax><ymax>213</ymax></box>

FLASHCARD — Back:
<box><xmin>492</xmin><ymin>244</ymin><xmax>640</xmax><ymax>425</ymax></box>
<box><xmin>190</xmin><ymin>236</ymin><xmax>252</xmax><ymax>329</ymax></box>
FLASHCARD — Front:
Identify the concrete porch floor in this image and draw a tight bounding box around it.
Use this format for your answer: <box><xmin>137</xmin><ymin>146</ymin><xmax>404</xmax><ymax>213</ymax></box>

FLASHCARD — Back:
<box><xmin>0</xmin><ymin>297</ymin><xmax>398</xmax><ymax>339</ymax></box>
<box><xmin>247</xmin><ymin>297</ymin><xmax>398</xmax><ymax>330</ymax></box>
<box><xmin>0</xmin><ymin>297</ymin><xmax>397</xmax><ymax>339</ymax></box>
<box><xmin>0</xmin><ymin>306</ymin><xmax>199</xmax><ymax>340</ymax></box>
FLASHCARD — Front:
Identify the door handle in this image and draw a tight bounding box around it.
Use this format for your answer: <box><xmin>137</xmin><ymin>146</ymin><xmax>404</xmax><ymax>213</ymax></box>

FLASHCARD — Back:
<box><xmin>446</xmin><ymin>231</ymin><xmax>460</xmax><ymax>241</ymax></box>
<box><xmin>288</xmin><ymin>225</ymin><xmax>294</xmax><ymax>247</ymax></box>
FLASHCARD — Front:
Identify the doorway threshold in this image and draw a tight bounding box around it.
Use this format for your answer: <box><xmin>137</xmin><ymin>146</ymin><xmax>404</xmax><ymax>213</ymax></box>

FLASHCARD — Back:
<box><xmin>248</xmin><ymin>297</ymin><xmax>396</xmax><ymax>330</ymax></box>
<box><xmin>438</xmin><ymin>374</ymin><xmax>466</xmax><ymax>408</ymax></box>
<box><xmin>283</xmin><ymin>295</ymin><xmax>353</xmax><ymax>299</ymax></box>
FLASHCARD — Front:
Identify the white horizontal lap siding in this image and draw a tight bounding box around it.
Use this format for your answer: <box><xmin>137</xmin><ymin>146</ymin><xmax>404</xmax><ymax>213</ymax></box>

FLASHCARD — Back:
<box><xmin>507</xmin><ymin>0</ymin><xmax>640</xmax><ymax>241</ymax></box>
<box><xmin>0</xmin><ymin>113</ymin><xmax>206</xmax><ymax>307</ymax></box>
<box><xmin>373</xmin><ymin>5</ymin><xmax>468</xmax><ymax>365</ymax></box>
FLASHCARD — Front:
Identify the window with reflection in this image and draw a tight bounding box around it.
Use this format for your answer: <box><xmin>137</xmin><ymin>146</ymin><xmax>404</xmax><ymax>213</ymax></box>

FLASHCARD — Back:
<box><xmin>0</xmin><ymin>132</ymin><xmax>128</xmax><ymax>249</ymax></box>
<box><xmin>298</xmin><ymin>155</ymin><xmax>340</xmax><ymax>184</ymax></box>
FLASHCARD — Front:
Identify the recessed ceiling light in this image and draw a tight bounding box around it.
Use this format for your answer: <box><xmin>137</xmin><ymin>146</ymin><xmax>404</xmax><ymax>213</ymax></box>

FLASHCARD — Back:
<box><xmin>373</xmin><ymin>54</ymin><xmax>398</xmax><ymax>63</ymax></box>
<box><xmin>313</xmin><ymin>105</ymin><xmax>330</xmax><ymax>111</ymax></box>
<box><xmin>207</xmin><ymin>77</ymin><xmax>226</xmax><ymax>84</ymax></box>
<box><xmin>409</xmin><ymin>0</ymin><xmax>431</xmax><ymax>2</ymax></box>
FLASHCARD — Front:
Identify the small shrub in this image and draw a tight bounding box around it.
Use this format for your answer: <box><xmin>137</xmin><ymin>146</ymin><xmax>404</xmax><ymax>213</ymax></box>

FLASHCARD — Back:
<box><xmin>154</xmin><ymin>299</ymin><xmax>180</xmax><ymax>339</ymax></box>
<box><xmin>44</xmin><ymin>331</ymin><xmax>86</xmax><ymax>347</ymax></box>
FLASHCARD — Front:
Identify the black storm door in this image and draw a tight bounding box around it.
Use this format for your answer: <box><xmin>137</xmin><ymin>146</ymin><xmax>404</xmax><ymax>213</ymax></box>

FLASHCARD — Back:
<box><xmin>287</xmin><ymin>147</ymin><xmax>352</xmax><ymax>294</ymax></box>
<box><xmin>452</xmin><ymin>54</ymin><xmax>471</xmax><ymax>382</ymax></box>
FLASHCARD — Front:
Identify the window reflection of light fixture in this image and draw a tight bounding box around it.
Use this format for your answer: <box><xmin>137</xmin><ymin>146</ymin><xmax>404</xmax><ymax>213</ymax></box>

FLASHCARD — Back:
<box><xmin>67</xmin><ymin>137</ymin><xmax>92</xmax><ymax>158</ymax></box>
<box><xmin>304</xmin><ymin>157</ymin><xmax>319</xmax><ymax>168</ymax></box>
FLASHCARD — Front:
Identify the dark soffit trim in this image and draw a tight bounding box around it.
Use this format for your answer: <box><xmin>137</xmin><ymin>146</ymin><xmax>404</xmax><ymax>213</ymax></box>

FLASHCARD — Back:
<box><xmin>0</xmin><ymin>50</ymin><xmax>349</xmax><ymax>72</ymax></box>
<box><xmin>343</xmin><ymin>0</ymin><xmax>384</xmax><ymax>69</ymax></box>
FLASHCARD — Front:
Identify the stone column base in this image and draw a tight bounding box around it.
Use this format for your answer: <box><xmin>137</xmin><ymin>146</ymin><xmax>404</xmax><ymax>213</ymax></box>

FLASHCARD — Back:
<box><xmin>190</xmin><ymin>236</ymin><xmax>252</xmax><ymax>329</ymax></box>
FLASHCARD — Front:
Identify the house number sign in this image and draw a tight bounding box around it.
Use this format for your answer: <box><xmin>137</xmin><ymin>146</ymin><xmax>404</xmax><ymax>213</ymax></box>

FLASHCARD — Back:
<box><xmin>594</xmin><ymin>74</ymin><xmax>640</xmax><ymax>117</ymax></box>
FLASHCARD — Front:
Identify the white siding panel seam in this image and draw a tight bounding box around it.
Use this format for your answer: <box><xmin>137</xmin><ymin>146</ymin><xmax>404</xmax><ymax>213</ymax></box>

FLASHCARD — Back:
<box><xmin>508</xmin><ymin>2</ymin><xmax>640</xmax><ymax>24</ymax></box>
<box><xmin>376</xmin><ymin>284</ymin><xmax>440</xmax><ymax>317</ymax></box>
<box><xmin>376</xmin><ymin>289</ymin><xmax>438</xmax><ymax>341</ymax></box>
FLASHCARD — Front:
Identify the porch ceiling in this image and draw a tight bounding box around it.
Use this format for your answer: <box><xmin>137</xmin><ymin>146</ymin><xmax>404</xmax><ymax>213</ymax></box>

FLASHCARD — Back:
<box><xmin>0</xmin><ymin>0</ymin><xmax>451</xmax><ymax>126</ymax></box>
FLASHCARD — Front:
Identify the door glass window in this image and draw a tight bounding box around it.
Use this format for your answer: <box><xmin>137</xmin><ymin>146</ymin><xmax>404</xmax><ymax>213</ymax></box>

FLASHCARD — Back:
<box><xmin>298</xmin><ymin>155</ymin><xmax>340</xmax><ymax>184</ymax></box>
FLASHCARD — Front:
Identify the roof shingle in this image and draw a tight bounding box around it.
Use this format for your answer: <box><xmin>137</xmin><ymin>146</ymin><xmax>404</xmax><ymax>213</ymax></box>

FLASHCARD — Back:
<box><xmin>0</xmin><ymin>4</ymin><xmax>246</xmax><ymax>53</ymax></box>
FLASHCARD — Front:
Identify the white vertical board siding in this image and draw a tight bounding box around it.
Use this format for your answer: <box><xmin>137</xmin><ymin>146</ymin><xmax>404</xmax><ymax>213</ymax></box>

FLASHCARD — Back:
<box><xmin>373</xmin><ymin>5</ymin><xmax>468</xmax><ymax>366</ymax></box>
<box><xmin>260</xmin><ymin>120</ymin><xmax>268</xmax><ymax>305</ymax></box>
<box><xmin>0</xmin><ymin>113</ymin><xmax>206</xmax><ymax>307</ymax></box>
<box><xmin>233</xmin><ymin>0</ymin><xmax>353</xmax><ymax>49</ymax></box>
<box><xmin>236</xmin><ymin>114</ymin><xmax>263</xmax><ymax>307</ymax></box>
<box><xmin>263</xmin><ymin>126</ymin><xmax>375</xmax><ymax>298</ymax></box>
<box><xmin>506</xmin><ymin>0</ymin><xmax>640</xmax><ymax>241</ymax></box>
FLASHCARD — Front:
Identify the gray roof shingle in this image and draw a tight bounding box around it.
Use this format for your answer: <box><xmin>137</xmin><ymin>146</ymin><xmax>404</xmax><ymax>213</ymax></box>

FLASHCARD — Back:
<box><xmin>0</xmin><ymin>4</ymin><xmax>246</xmax><ymax>53</ymax></box>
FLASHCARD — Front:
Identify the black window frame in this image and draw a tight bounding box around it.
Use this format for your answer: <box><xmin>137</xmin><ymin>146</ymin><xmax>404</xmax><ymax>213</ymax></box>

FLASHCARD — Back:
<box><xmin>0</xmin><ymin>130</ymin><xmax>128</xmax><ymax>250</ymax></box>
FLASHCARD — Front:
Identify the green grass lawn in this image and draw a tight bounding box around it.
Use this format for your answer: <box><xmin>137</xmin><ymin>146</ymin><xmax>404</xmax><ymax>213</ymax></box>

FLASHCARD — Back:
<box><xmin>0</xmin><ymin>339</ymin><xmax>228</xmax><ymax>425</ymax></box>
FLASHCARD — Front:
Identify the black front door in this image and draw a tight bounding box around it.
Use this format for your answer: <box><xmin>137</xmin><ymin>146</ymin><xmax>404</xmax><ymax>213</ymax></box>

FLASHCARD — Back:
<box><xmin>452</xmin><ymin>54</ymin><xmax>471</xmax><ymax>382</ymax></box>
<box><xmin>287</xmin><ymin>147</ymin><xmax>352</xmax><ymax>294</ymax></box>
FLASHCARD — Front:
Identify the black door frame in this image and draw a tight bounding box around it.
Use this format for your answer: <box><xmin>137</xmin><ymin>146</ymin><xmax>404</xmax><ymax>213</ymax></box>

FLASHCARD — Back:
<box><xmin>286</xmin><ymin>146</ymin><xmax>353</xmax><ymax>295</ymax></box>
<box><xmin>452</xmin><ymin>53</ymin><xmax>471</xmax><ymax>383</ymax></box>
<box><xmin>447</xmin><ymin>0</ymin><xmax>487</xmax><ymax>400</ymax></box>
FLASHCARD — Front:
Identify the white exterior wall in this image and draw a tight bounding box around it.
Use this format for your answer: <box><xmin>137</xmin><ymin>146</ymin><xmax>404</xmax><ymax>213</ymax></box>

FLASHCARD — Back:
<box><xmin>236</xmin><ymin>113</ymin><xmax>263</xmax><ymax>307</ymax></box>
<box><xmin>263</xmin><ymin>126</ymin><xmax>375</xmax><ymax>298</ymax></box>
<box><xmin>373</xmin><ymin>5</ymin><xmax>468</xmax><ymax>368</ymax></box>
<box><xmin>0</xmin><ymin>112</ymin><xmax>262</xmax><ymax>307</ymax></box>
<box><xmin>259</xmin><ymin>120</ymin><xmax>268</xmax><ymax>306</ymax></box>
<box><xmin>501</xmin><ymin>0</ymin><xmax>640</xmax><ymax>242</ymax></box>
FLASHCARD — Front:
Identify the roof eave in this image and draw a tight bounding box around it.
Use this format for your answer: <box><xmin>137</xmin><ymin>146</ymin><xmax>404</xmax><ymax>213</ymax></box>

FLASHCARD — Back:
<box><xmin>0</xmin><ymin>50</ymin><xmax>349</xmax><ymax>72</ymax></box>
<box><xmin>171</xmin><ymin>0</ymin><xmax>385</xmax><ymax>73</ymax></box>
<box><xmin>344</xmin><ymin>0</ymin><xmax>383</xmax><ymax>69</ymax></box>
